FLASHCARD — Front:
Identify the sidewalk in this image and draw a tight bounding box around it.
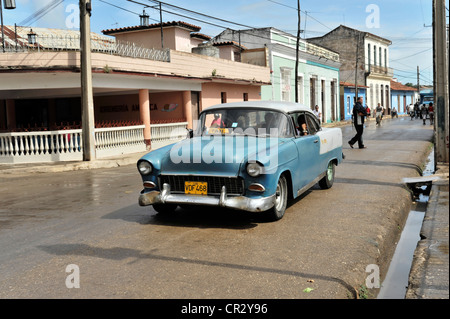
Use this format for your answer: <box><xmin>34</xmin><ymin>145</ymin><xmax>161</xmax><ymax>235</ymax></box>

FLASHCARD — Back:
<box><xmin>0</xmin><ymin>140</ymin><xmax>174</xmax><ymax>175</ymax></box>
<box><xmin>406</xmin><ymin>163</ymin><xmax>449</xmax><ymax>299</ymax></box>
<box><xmin>0</xmin><ymin>151</ymin><xmax>148</xmax><ymax>175</ymax></box>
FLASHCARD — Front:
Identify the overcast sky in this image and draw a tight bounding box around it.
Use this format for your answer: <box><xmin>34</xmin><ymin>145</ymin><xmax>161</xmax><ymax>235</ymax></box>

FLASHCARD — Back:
<box><xmin>4</xmin><ymin>0</ymin><xmax>436</xmax><ymax>85</ymax></box>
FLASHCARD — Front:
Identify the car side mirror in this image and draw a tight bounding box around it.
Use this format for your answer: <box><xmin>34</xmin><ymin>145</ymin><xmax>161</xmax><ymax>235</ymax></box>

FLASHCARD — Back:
<box><xmin>186</xmin><ymin>129</ymin><xmax>193</xmax><ymax>139</ymax></box>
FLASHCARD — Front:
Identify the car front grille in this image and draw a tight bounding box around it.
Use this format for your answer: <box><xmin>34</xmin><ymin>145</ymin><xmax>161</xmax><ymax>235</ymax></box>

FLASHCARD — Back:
<box><xmin>159</xmin><ymin>175</ymin><xmax>244</xmax><ymax>195</ymax></box>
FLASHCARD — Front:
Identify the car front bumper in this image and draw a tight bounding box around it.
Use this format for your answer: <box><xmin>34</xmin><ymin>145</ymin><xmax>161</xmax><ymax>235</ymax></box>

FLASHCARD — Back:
<box><xmin>139</xmin><ymin>183</ymin><xmax>275</xmax><ymax>212</ymax></box>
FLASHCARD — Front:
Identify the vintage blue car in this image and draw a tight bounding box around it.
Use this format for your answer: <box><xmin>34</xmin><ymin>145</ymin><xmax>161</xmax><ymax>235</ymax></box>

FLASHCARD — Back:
<box><xmin>137</xmin><ymin>101</ymin><xmax>344</xmax><ymax>221</ymax></box>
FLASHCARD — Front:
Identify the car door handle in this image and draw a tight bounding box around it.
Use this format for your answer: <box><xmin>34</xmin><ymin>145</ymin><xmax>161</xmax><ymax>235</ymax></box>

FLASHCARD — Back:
<box><xmin>314</xmin><ymin>140</ymin><xmax>319</xmax><ymax>143</ymax></box>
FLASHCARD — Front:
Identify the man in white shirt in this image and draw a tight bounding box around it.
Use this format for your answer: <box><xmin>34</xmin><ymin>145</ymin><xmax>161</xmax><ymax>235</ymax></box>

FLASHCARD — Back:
<box><xmin>313</xmin><ymin>105</ymin><xmax>322</xmax><ymax>123</ymax></box>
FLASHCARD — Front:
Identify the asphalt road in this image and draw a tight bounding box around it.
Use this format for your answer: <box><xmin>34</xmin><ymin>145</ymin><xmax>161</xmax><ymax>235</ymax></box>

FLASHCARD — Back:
<box><xmin>0</xmin><ymin>117</ymin><xmax>434</xmax><ymax>300</ymax></box>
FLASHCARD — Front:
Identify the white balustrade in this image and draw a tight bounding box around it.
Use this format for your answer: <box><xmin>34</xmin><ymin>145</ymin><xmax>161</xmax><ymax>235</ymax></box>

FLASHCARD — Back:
<box><xmin>151</xmin><ymin>122</ymin><xmax>188</xmax><ymax>144</ymax></box>
<box><xmin>95</xmin><ymin>125</ymin><xmax>146</xmax><ymax>158</ymax></box>
<box><xmin>0</xmin><ymin>129</ymin><xmax>83</xmax><ymax>163</ymax></box>
<box><xmin>0</xmin><ymin>122</ymin><xmax>188</xmax><ymax>164</ymax></box>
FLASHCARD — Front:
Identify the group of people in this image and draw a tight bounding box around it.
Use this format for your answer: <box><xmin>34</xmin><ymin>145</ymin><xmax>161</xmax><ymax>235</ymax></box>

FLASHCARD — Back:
<box><xmin>348</xmin><ymin>98</ymin><xmax>389</xmax><ymax>149</ymax></box>
<box><xmin>348</xmin><ymin>97</ymin><xmax>435</xmax><ymax>150</ymax></box>
<box><xmin>407</xmin><ymin>102</ymin><xmax>434</xmax><ymax>125</ymax></box>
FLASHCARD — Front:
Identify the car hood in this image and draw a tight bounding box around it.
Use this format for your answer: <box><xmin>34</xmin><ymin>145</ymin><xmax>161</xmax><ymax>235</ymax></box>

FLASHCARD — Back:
<box><xmin>155</xmin><ymin>135</ymin><xmax>286</xmax><ymax>176</ymax></box>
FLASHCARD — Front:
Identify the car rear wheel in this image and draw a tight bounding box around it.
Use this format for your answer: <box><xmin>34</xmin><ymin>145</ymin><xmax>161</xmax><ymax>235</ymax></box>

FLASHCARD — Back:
<box><xmin>319</xmin><ymin>162</ymin><xmax>335</xmax><ymax>189</ymax></box>
<box><xmin>266</xmin><ymin>175</ymin><xmax>288</xmax><ymax>221</ymax></box>
<box><xmin>153</xmin><ymin>204</ymin><xmax>178</xmax><ymax>214</ymax></box>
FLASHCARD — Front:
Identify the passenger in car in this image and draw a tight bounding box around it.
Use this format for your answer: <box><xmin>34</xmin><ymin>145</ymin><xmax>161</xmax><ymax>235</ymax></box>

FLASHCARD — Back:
<box><xmin>297</xmin><ymin>116</ymin><xmax>309</xmax><ymax>136</ymax></box>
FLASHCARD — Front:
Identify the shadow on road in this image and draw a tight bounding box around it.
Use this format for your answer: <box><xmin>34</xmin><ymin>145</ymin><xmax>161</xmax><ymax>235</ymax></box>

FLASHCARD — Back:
<box><xmin>102</xmin><ymin>203</ymin><xmax>261</xmax><ymax>230</ymax></box>
<box><xmin>37</xmin><ymin>242</ymin><xmax>358</xmax><ymax>299</ymax></box>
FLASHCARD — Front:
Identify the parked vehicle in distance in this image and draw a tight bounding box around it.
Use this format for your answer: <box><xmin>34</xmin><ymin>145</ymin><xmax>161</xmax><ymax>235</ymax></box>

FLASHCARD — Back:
<box><xmin>137</xmin><ymin>101</ymin><xmax>344</xmax><ymax>221</ymax></box>
<box><xmin>420</xmin><ymin>89</ymin><xmax>433</xmax><ymax>107</ymax></box>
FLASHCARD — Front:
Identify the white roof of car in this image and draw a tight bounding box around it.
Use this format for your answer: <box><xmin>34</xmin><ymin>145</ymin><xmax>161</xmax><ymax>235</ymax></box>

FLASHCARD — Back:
<box><xmin>203</xmin><ymin>101</ymin><xmax>312</xmax><ymax>114</ymax></box>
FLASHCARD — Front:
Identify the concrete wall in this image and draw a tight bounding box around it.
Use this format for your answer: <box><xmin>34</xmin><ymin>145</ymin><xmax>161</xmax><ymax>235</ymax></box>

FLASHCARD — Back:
<box><xmin>0</xmin><ymin>50</ymin><xmax>271</xmax><ymax>85</ymax></box>
<box><xmin>201</xmin><ymin>82</ymin><xmax>261</xmax><ymax>110</ymax></box>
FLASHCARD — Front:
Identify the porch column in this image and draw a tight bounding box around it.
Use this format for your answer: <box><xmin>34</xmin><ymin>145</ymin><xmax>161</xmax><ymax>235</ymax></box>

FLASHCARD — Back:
<box><xmin>6</xmin><ymin>99</ymin><xmax>16</xmax><ymax>130</ymax></box>
<box><xmin>139</xmin><ymin>89</ymin><xmax>151</xmax><ymax>150</ymax></box>
<box><xmin>182</xmin><ymin>91</ymin><xmax>192</xmax><ymax>129</ymax></box>
<box><xmin>48</xmin><ymin>99</ymin><xmax>56</xmax><ymax>129</ymax></box>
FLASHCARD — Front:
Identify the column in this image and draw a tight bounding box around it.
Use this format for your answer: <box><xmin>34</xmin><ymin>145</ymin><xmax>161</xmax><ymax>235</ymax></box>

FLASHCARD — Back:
<box><xmin>139</xmin><ymin>89</ymin><xmax>151</xmax><ymax>150</ymax></box>
<box><xmin>48</xmin><ymin>99</ymin><xmax>56</xmax><ymax>129</ymax></box>
<box><xmin>6</xmin><ymin>99</ymin><xmax>16</xmax><ymax>130</ymax></box>
<box><xmin>182</xmin><ymin>91</ymin><xmax>193</xmax><ymax>129</ymax></box>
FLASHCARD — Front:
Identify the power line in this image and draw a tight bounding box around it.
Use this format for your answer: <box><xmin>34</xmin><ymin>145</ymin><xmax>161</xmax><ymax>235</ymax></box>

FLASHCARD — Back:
<box><xmin>99</xmin><ymin>0</ymin><xmax>140</xmax><ymax>16</ymax></box>
<box><xmin>19</xmin><ymin>0</ymin><xmax>65</xmax><ymax>26</ymax></box>
<box><xmin>390</xmin><ymin>47</ymin><xmax>432</xmax><ymax>61</ymax></box>
<box><xmin>133</xmin><ymin>0</ymin><xmax>256</xmax><ymax>29</ymax></box>
<box><xmin>127</xmin><ymin>0</ymin><xmax>243</xmax><ymax>31</ymax></box>
<box><xmin>267</xmin><ymin>0</ymin><xmax>332</xmax><ymax>31</ymax></box>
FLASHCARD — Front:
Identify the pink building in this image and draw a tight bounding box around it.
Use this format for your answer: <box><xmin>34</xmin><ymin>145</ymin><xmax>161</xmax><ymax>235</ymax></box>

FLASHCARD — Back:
<box><xmin>0</xmin><ymin>22</ymin><xmax>270</xmax><ymax>163</ymax></box>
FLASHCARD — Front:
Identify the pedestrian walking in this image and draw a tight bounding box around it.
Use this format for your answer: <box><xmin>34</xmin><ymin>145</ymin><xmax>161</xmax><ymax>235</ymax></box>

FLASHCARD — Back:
<box><xmin>348</xmin><ymin>96</ymin><xmax>367</xmax><ymax>149</ymax></box>
<box><xmin>375</xmin><ymin>103</ymin><xmax>383</xmax><ymax>126</ymax></box>
<box><xmin>422</xmin><ymin>104</ymin><xmax>428</xmax><ymax>125</ymax></box>
<box><xmin>414</xmin><ymin>102</ymin><xmax>420</xmax><ymax>119</ymax></box>
<box><xmin>408</xmin><ymin>104</ymin><xmax>415</xmax><ymax>120</ymax></box>
<box><xmin>365</xmin><ymin>105</ymin><xmax>371</xmax><ymax>121</ymax></box>
<box><xmin>428</xmin><ymin>103</ymin><xmax>434</xmax><ymax>125</ymax></box>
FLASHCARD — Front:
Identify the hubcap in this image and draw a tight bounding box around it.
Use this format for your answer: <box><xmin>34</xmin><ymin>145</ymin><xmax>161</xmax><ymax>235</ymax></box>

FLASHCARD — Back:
<box><xmin>274</xmin><ymin>180</ymin><xmax>284</xmax><ymax>211</ymax></box>
<box><xmin>327</xmin><ymin>163</ymin><xmax>333</xmax><ymax>180</ymax></box>
<box><xmin>275</xmin><ymin>182</ymin><xmax>282</xmax><ymax>210</ymax></box>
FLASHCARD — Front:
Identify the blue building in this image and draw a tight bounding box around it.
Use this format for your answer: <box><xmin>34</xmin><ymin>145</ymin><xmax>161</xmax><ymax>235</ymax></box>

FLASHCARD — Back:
<box><xmin>390</xmin><ymin>80</ymin><xmax>417</xmax><ymax>115</ymax></box>
<box><xmin>340</xmin><ymin>82</ymin><xmax>368</xmax><ymax>120</ymax></box>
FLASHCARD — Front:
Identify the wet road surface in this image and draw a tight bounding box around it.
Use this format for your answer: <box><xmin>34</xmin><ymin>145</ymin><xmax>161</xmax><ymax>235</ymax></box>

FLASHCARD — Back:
<box><xmin>0</xmin><ymin>117</ymin><xmax>434</xmax><ymax>299</ymax></box>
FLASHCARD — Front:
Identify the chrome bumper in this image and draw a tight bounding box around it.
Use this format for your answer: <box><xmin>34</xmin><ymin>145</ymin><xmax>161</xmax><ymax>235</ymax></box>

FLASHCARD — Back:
<box><xmin>139</xmin><ymin>183</ymin><xmax>275</xmax><ymax>212</ymax></box>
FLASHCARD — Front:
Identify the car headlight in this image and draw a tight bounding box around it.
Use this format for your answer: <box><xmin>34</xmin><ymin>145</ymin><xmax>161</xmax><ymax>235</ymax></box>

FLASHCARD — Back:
<box><xmin>138</xmin><ymin>160</ymin><xmax>153</xmax><ymax>175</ymax></box>
<box><xmin>246</xmin><ymin>162</ymin><xmax>264</xmax><ymax>177</ymax></box>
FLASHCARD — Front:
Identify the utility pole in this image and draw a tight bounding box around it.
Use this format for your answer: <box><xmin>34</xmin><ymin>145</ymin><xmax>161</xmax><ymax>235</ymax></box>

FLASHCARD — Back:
<box><xmin>433</xmin><ymin>0</ymin><xmax>449</xmax><ymax>164</ymax></box>
<box><xmin>159</xmin><ymin>2</ymin><xmax>164</xmax><ymax>48</ymax></box>
<box><xmin>354</xmin><ymin>33</ymin><xmax>361</xmax><ymax>100</ymax></box>
<box><xmin>417</xmin><ymin>65</ymin><xmax>420</xmax><ymax>102</ymax></box>
<box><xmin>80</xmin><ymin>0</ymin><xmax>96</xmax><ymax>161</ymax></box>
<box><xmin>294</xmin><ymin>0</ymin><xmax>301</xmax><ymax>103</ymax></box>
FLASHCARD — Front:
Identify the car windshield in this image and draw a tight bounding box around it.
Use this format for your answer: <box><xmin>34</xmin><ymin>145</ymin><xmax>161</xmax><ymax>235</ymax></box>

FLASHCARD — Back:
<box><xmin>197</xmin><ymin>108</ymin><xmax>292</xmax><ymax>137</ymax></box>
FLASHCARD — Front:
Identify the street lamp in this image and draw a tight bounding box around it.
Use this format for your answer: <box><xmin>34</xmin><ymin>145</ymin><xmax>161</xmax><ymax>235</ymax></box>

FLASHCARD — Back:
<box><xmin>3</xmin><ymin>0</ymin><xmax>16</xmax><ymax>9</ymax></box>
<box><xmin>27</xmin><ymin>29</ymin><xmax>36</xmax><ymax>45</ymax></box>
<box><xmin>140</xmin><ymin>9</ymin><xmax>149</xmax><ymax>26</ymax></box>
<box><xmin>1</xmin><ymin>0</ymin><xmax>16</xmax><ymax>52</ymax></box>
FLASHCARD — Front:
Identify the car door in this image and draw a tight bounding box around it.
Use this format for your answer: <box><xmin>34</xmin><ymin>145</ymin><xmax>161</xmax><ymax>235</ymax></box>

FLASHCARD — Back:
<box><xmin>290</xmin><ymin>112</ymin><xmax>321</xmax><ymax>196</ymax></box>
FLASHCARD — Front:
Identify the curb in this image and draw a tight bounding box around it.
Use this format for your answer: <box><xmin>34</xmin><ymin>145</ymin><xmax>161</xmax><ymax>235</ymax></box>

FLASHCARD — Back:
<box><xmin>406</xmin><ymin>164</ymin><xmax>449</xmax><ymax>299</ymax></box>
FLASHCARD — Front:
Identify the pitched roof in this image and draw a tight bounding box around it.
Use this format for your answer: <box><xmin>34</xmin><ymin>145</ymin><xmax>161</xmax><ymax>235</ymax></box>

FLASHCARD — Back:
<box><xmin>340</xmin><ymin>81</ymin><xmax>369</xmax><ymax>88</ymax></box>
<box><xmin>390</xmin><ymin>80</ymin><xmax>417</xmax><ymax>91</ymax></box>
<box><xmin>308</xmin><ymin>25</ymin><xmax>392</xmax><ymax>45</ymax></box>
<box><xmin>191</xmin><ymin>33</ymin><xmax>211</xmax><ymax>41</ymax></box>
<box><xmin>212</xmin><ymin>41</ymin><xmax>247</xmax><ymax>50</ymax></box>
<box><xmin>102</xmin><ymin>21</ymin><xmax>201</xmax><ymax>35</ymax></box>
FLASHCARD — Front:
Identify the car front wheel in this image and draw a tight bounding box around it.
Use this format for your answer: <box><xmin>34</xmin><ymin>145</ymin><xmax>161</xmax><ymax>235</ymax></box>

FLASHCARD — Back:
<box><xmin>266</xmin><ymin>175</ymin><xmax>288</xmax><ymax>221</ymax></box>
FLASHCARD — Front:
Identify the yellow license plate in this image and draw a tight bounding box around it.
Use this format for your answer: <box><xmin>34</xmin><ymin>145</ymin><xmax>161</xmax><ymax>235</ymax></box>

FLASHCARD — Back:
<box><xmin>185</xmin><ymin>181</ymin><xmax>207</xmax><ymax>195</ymax></box>
<box><xmin>208</xmin><ymin>128</ymin><xmax>229</xmax><ymax>134</ymax></box>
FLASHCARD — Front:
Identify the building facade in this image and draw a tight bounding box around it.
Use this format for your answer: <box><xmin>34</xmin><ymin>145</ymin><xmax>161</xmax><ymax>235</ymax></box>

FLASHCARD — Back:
<box><xmin>340</xmin><ymin>82</ymin><xmax>368</xmax><ymax>120</ymax></box>
<box><xmin>308</xmin><ymin>25</ymin><xmax>393</xmax><ymax>115</ymax></box>
<box><xmin>212</xmin><ymin>28</ymin><xmax>341</xmax><ymax>123</ymax></box>
<box><xmin>390</xmin><ymin>79</ymin><xmax>417</xmax><ymax>114</ymax></box>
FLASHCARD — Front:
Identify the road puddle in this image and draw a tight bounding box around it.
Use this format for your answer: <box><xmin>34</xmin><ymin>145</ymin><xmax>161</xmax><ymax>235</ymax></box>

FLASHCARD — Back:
<box><xmin>377</xmin><ymin>150</ymin><xmax>434</xmax><ymax>299</ymax></box>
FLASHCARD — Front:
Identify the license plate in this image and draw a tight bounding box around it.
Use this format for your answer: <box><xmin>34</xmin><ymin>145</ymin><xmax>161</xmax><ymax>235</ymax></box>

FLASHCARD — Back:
<box><xmin>185</xmin><ymin>181</ymin><xmax>207</xmax><ymax>195</ymax></box>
